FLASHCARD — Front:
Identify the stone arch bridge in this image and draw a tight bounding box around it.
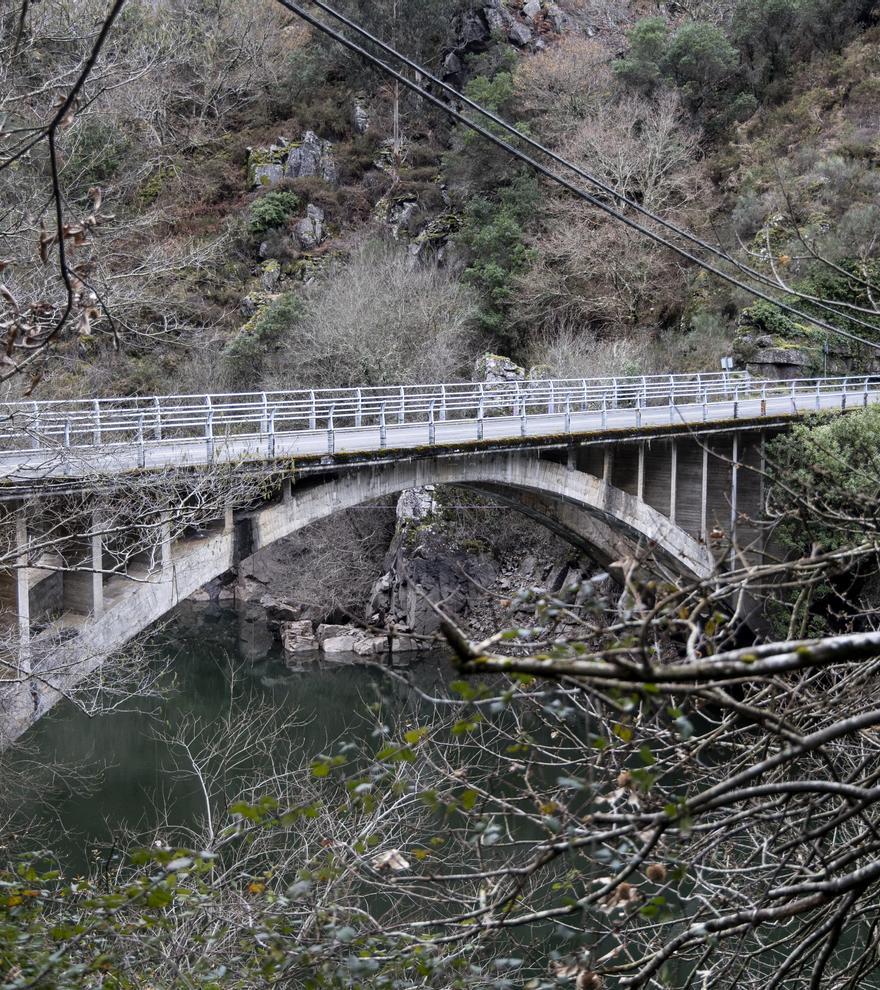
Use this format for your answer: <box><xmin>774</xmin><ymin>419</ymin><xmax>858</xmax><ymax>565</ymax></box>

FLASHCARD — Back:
<box><xmin>0</xmin><ymin>371</ymin><xmax>875</xmax><ymax>742</ymax></box>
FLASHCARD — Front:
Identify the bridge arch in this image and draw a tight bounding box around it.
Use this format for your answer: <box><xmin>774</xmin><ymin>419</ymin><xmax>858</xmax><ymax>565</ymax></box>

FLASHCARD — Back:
<box><xmin>245</xmin><ymin>454</ymin><xmax>712</xmax><ymax>581</ymax></box>
<box><xmin>4</xmin><ymin>452</ymin><xmax>712</xmax><ymax>743</ymax></box>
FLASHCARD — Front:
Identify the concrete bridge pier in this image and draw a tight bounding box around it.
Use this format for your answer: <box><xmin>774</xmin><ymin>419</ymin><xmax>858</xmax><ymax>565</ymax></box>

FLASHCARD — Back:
<box><xmin>61</xmin><ymin>511</ymin><xmax>105</xmax><ymax>618</ymax></box>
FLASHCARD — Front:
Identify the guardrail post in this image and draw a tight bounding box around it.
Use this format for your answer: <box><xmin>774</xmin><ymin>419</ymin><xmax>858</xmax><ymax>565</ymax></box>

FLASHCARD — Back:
<box><xmin>601</xmin><ymin>395</ymin><xmax>607</xmax><ymax>430</ymax></box>
<box><xmin>548</xmin><ymin>381</ymin><xmax>555</xmax><ymax>415</ymax></box>
<box><xmin>669</xmin><ymin>391</ymin><xmax>675</xmax><ymax>424</ymax></box>
<box><xmin>520</xmin><ymin>396</ymin><xmax>527</xmax><ymax>437</ymax></box>
<box><xmin>327</xmin><ymin>405</ymin><xmax>335</xmax><ymax>455</ymax></box>
<box><xmin>309</xmin><ymin>391</ymin><xmax>316</xmax><ymax>430</ymax></box>
<box><xmin>93</xmin><ymin>399</ymin><xmax>101</xmax><ymax>446</ymax></box>
<box><xmin>636</xmin><ymin>392</ymin><xmax>642</xmax><ymax>428</ymax></box>
<box><xmin>268</xmin><ymin>407</ymin><xmax>276</xmax><ymax>458</ymax></box>
<box><xmin>581</xmin><ymin>379</ymin><xmax>588</xmax><ymax>411</ymax></box>
<box><xmin>30</xmin><ymin>402</ymin><xmax>41</xmax><ymax>450</ymax></box>
<box><xmin>379</xmin><ymin>403</ymin><xmax>387</xmax><ymax>448</ymax></box>
<box><xmin>398</xmin><ymin>386</ymin><xmax>405</xmax><ymax>425</ymax></box>
<box><xmin>153</xmin><ymin>396</ymin><xmax>162</xmax><ymax>441</ymax></box>
<box><xmin>790</xmin><ymin>380</ymin><xmax>797</xmax><ymax>415</ymax></box>
<box><xmin>702</xmin><ymin>389</ymin><xmax>708</xmax><ymax>423</ymax></box>
<box><xmin>137</xmin><ymin>414</ymin><xmax>145</xmax><ymax>469</ymax></box>
<box><xmin>205</xmin><ymin>408</ymin><xmax>214</xmax><ymax>464</ymax></box>
<box><xmin>428</xmin><ymin>400</ymin><xmax>436</xmax><ymax>445</ymax></box>
<box><xmin>864</xmin><ymin>379</ymin><xmax>869</xmax><ymax>408</ymax></box>
<box><xmin>733</xmin><ymin>385</ymin><xmax>739</xmax><ymax>420</ymax></box>
<box><xmin>440</xmin><ymin>385</ymin><xmax>447</xmax><ymax>421</ymax></box>
<box><xmin>355</xmin><ymin>388</ymin><xmax>363</xmax><ymax>428</ymax></box>
<box><xmin>477</xmin><ymin>391</ymin><xmax>485</xmax><ymax>441</ymax></box>
<box><xmin>761</xmin><ymin>382</ymin><xmax>767</xmax><ymax>416</ymax></box>
<box><xmin>816</xmin><ymin>381</ymin><xmax>821</xmax><ymax>411</ymax></box>
<box><xmin>564</xmin><ymin>394</ymin><xmax>571</xmax><ymax>434</ymax></box>
<box><xmin>842</xmin><ymin>382</ymin><xmax>847</xmax><ymax>411</ymax></box>
<box><xmin>260</xmin><ymin>392</ymin><xmax>268</xmax><ymax>434</ymax></box>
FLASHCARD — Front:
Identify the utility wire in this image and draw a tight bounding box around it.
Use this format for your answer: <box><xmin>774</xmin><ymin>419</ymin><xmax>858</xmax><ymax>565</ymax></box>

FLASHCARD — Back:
<box><xmin>300</xmin><ymin>0</ymin><xmax>880</xmax><ymax>334</ymax></box>
<box><xmin>273</xmin><ymin>0</ymin><xmax>880</xmax><ymax>352</ymax></box>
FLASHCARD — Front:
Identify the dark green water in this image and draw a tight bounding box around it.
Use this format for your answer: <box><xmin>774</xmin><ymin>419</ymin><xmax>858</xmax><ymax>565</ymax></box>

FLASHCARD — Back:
<box><xmin>14</xmin><ymin>603</ymin><xmax>452</xmax><ymax>871</ymax></box>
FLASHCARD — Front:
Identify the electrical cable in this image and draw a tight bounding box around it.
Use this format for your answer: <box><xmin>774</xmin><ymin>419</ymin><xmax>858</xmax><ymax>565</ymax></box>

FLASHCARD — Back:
<box><xmin>301</xmin><ymin>0</ymin><xmax>879</xmax><ymax>332</ymax></box>
<box><xmin>307</xmin><ymin>0</ymin><xmax>856</xmax><ymax>310</ymax></box>
<box><xmin>272</xmin><ymin>0</ymin><xmax>880</xmax><ymax>352</ymax></box>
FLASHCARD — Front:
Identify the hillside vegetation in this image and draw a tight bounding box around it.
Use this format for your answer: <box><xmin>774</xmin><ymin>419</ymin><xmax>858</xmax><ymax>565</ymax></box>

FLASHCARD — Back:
<box><xmin>1</xmin><ymin>0</ymin><xmax>878</xmax><ymax>398</ymax></box>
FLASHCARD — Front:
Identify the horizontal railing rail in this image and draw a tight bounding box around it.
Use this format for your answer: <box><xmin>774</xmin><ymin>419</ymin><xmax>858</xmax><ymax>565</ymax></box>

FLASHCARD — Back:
<box><xmin>0</xmin><ymin>372</ymin><xmax>877</xmax><ymax>471</ymax></box>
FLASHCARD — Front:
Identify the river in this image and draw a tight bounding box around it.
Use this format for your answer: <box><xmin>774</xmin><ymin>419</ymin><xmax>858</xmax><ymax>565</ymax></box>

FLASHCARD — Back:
<box><xmin>12</xmin><ymin>602</ymin><xmax>452</xmax><ymax>872</ymax></box>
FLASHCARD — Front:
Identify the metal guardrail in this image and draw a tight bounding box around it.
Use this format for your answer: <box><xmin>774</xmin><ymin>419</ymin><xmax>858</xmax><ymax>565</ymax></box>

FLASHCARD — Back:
<box><xmin>0</xmin><ymin>372</ymin><xmax>876</xmax><ymax>470</ymax></box>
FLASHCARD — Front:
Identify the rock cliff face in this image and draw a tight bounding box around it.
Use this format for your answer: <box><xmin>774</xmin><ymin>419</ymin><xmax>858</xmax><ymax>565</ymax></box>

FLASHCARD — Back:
<box><xmin>366</xmin><ymin>486</ymin><xmax>499</xmax><ymax>641</ymax></box>
<box><xmin>249</xmin><ymin>131</ymin><xmax>338</xmax><ymax>189</ymax></box>
<box><xmin>446</xmin><ymin>0</ymin><xmax>575</xmax><ymax>73</ymax></box>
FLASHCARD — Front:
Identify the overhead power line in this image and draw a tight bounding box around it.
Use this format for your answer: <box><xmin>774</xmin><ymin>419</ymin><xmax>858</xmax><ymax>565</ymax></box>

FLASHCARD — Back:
<box><xmin>300</xmin><ymin>0</ymin><xmax>880</xmax><ymax>334</ymax></box>
<box><xmin>273</xmin><ymin>0</ymin><xmax>880</xmax><ymax>353</ymax></box>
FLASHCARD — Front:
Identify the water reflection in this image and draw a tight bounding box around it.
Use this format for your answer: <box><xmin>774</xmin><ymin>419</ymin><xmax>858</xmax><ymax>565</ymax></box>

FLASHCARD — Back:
<box><xmin>15</xmin><ymin>602</ymin><xmax>453</xmax><ymax>871</ymax></box>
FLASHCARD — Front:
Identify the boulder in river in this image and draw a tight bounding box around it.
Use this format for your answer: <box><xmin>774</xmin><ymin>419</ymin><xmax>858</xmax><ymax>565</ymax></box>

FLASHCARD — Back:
<box><xmin>282</xmin><ymin>619</ymin><xmax>318</xmax><ymax>655</ymax></box>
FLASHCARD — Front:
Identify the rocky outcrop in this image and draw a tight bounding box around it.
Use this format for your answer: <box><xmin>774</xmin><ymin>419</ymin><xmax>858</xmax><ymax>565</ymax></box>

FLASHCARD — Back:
<box><xmin>282</xmin><ymin>619</ymin><xmax>319</xmax><ymax>654</ymax></box>
<box><xmin>475</xmin><ymin>352</ymin><xmax>525</xmax><ymax>383</ymax></box>
<box><xmin>259</xmin><ymin>259</ymin><xmax>281</xmax><ymax>292</ymax></box>
<box><xmin>294</xmin><ymin>204</ymin><xmax>325</xmax><ymax>250</ymax></box>
<box><xmin>279</xmin><ymin>619</ymin><xmax>420</xmax><ymax>662</ymax></box>
<box><xmin>286</xmin><ymin>131</ymin><xmax>338</xmax><ymax>184</ymax></box>
<box><xmin>367</xmin><ymin>486</ymin><xmax>499</xmax><ymax>644</ymax></box>
<box><xmin>444</xmin><ymin>0</ymin><xmax>577</xmax><ymax>76</ymax></box>
<box><xmin>733</xmin><ymin>303</ymin><xmax>880</xmax><ymax>380</ymax></box>
<box><xmin>353</xmin><ymin>99</ymin><xmax>370</xmax><ymax>135</ymax></box>
<box><xmin>248</xmin><ymin>132</ymin><xmax>337</xmax><ymax>189</ymax></box>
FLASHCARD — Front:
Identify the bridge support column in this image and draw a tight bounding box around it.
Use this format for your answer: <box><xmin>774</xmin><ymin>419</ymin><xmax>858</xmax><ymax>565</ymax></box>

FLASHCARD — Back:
<box><xmin>730</xmin><ymin>433</ymin><xmax>739</xmax><ymax>569</ymax></box>
<box><xmin>669</xmin><ymin>441</ymin><xmax>678</xmax><ymax>526</ymax></box>
<box><xmin>602</xmin><ymin>448</ymin><xmax>613</xmax><ymax>483</ymax></box>
<box><xmin>637</xmin><ymin>444</ymin><xmax>645</xmax><ymax>501</ymax></box>
<box><xmin>759</xmin><ymin>431</ymin><xmax>768</xmax><ymax>560</ymax></box>
<box><xmin>15</xmin><ymin>508</ymin><xmax>31</xmax><ymax>668</ymax></box>
<box><xmin>62</xmin><ymin>511</ymin><xmax>104</xmax><ymax>617</ymax></box>
<box><xmin>700</xmin><ymin>444</ymin><xmax>709</xmax><ymax>543</ymax></box>
<box><xmin>161</xmin><ymin>515</ymin><xmax>172</xmax><ymax>571</ymax></box>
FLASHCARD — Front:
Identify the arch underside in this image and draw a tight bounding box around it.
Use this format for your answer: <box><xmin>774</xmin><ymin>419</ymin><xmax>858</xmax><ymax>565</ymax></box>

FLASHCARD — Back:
<box><xmin>462</xmin><ymin>483</ymin><xmax>694</xmax><ymax>580</ymax></box>
<box><xmin>5</xmin><ymin>452</ymin><xmax>712</xmax><ymax>744</ymax></box>
<box><xmin>246</xmin><ymin>454</ymin><xmax>713</xmax><ymax>583</ymax></box>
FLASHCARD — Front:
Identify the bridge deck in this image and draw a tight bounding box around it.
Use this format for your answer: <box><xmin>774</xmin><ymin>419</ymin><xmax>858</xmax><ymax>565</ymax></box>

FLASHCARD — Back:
<box><xmin>0</xmin><ymin>374</ymin><xmax>875</xmax><ymax>487</ymax></box>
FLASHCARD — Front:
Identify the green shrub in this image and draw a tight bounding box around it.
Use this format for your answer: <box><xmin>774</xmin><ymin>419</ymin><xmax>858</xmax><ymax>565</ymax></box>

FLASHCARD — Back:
<box><xmin>768</xmin><ymin>405</ymin><xmax>880</xmax><ymax>554</ymax></box>
<box><xmin>249</xmin><ymin>191</ymin><xmax>301</xmax><ymax>238</ymax></box>
<box><xmin>738</xmin><ymin>301</ymin><xmax>804</xmax><ymax>339</ymax></box>
<box><xmin>612</xmin><ymin>17</ymin><xmax>669</xmax><ymax>93</ymax></box>
<box><xmin>223</xmin><ymin>293</ymin><xmax>306</xmax><ymax>388</ymax></box>
<box><xmin>458</xmin><ymin>174</ymin><xmax>539</xmax><ymax>351</ymax></box>
<box><xmin>662</xmin><ymin>22</ymin><xmax>740</xmax><ymax>107</ymax></box>
<box><xmin>614</xmin><ymin>17</ymin><xmax>747</xmax><ymax>130</ymax></box>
